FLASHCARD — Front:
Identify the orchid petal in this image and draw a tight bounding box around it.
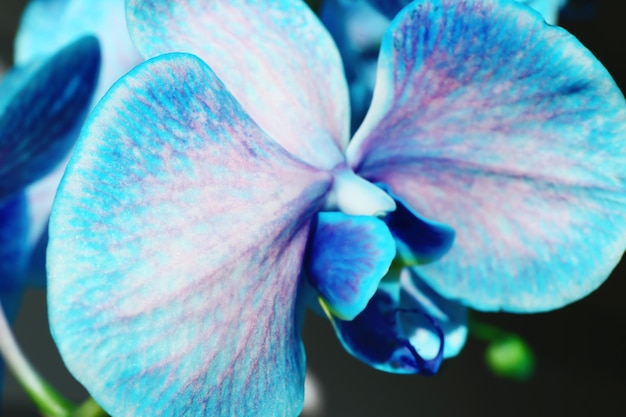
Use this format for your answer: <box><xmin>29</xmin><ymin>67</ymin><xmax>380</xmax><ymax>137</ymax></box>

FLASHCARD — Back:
<box><xmin>307</xmin><ymin>212</ymin><xmax>395</xmax><ymax>320</ymax></box>
<box><xmin>379</xmin><ymin>184</ymin><xmax>455</xmax><ymax>265</ymax></box>
<box><xmin>0</xmin><ymin>36</ymin><xmax>100</xmax><ymax>200</ymax></box>
<box><xmin>48</xmin><ymin>53</ymin><xmax>333</xmax><ymax>416</ymax></box>
<box><xmin>127</xmin><ymin>0</ymin><xmax>349</xmax><ymax>169</ymax></box>
<box><xmin>348</xmin><ymin>0</ymin><xmax>626</xmax><ymax>312</ymax></box>
<box><xmin>15</xmin><ymin>0</ymin><xmax>141</xmax><ymax>102</ymax></box>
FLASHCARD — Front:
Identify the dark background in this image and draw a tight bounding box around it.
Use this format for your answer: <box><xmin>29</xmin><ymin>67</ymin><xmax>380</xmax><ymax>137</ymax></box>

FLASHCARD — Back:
<box><xmin>1</xmin><ymin>1</ymin><xmax>625</xmax><ymax>416</ymax></box>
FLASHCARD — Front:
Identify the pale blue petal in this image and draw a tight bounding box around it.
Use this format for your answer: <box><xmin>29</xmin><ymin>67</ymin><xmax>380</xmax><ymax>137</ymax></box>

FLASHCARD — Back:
<box><xmin>48</xmin><ymin>53</ymin><xmax>333</xmax><ymax>416</ymax></box>
<box><xmin>15</xmin><ymin>0</ymin><xmax>141</xmax><ymax>102</ymax></box>
<box><xmin>127</xmin><ymin>0</ymin><xmax>349</xmax><ymax>169</ymax></box>
<box><xmin>0</xmin><ymin>36</ymin><xmax>100</xmax><ymax>200</ymax></box>
<box><xmin>307</xmin><ymin>212</ymin><xmax>395</xmax><ymax>320</ymax></box>
<box><xmin>347</xmin><ymin>0</ymin><xmax>626</xmax><ymax>312</ymax></box>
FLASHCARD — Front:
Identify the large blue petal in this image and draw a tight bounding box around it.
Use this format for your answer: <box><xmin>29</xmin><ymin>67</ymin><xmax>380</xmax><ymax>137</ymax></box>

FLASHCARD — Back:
<box><xmin>127</xmin><ymin>0</ymin><xmax>349</xmax><ymax>170</ymax></box>
<box><xmin>0</xmin><ymin>35</ymin><xmax>100</xmax><ymax>200</ymax></box>
<box><xmin>48</xmin><ymin>53</ymin><xmax>333</xmax><ymax>416</ymax></box>
<box><xmin>307</xmin><ymin>212</ymin><xmax>395</xmax><ymax>320</ymax></box>
<box><xmin>15</xmin><ymin>0</ymin><xmax>141</xmax><ymax>102</ymax></box>
<box><xmin>347</xmin><ymin>0</ymin><xmax>626</xmax><ymax>312</ymax></box>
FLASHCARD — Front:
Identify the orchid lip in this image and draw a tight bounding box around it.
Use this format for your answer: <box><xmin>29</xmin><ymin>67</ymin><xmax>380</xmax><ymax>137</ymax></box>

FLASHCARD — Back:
<box><xmin>323</xmin><ymin>169</ymin><xmax>396</xmax><ymax>216</ymax></box>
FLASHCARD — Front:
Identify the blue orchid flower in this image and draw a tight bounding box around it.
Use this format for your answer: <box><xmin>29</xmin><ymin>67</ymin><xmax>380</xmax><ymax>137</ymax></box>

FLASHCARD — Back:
<box><xmin>47</xmin><ymin>0</ymin><xmax>625</xmax><ymax>415</ymax></box>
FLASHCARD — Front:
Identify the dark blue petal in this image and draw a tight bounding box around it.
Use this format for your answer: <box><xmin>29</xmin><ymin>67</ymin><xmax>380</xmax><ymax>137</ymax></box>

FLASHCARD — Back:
<box><xmin>307</xmin><ymin>211</ymin><xmax>395</xmax><ymax>320</ymax></box>
<box><xmin>0</xmin><ymin>35</ymin><xmax>100</xmax><ymax>200</ymax></box>
<box><xmin>379</xmin><ymin>184</ymin><xmax>455</xmax><ymax>265</ymax></box>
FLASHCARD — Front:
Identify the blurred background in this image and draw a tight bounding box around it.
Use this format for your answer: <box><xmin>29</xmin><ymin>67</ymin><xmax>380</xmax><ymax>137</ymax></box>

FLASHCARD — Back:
<box><xmin>1</xmin><ymin>0</ymin><xmax>625</xmax><ymax>416</ymax></box>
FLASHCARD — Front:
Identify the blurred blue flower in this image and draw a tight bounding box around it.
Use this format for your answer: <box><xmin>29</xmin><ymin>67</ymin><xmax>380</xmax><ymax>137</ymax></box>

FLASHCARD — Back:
<box><xmin>1</xmin><ymin>0</ymin><xmax>140</xmax><ymax>396</ymax></box>
<box><xmin>0</xmin><ymin>33</ymin><xmax>100</xmax><ymax>397</ymax></box>
<box><xmin>47</xmin><ymin>0</ymin><xmax>626</xmax><ymax>415</ymax></box>
<box><xmin>12</xmin><ymin>0</ymin><xmax>142</xmax><ymax>286</ymax></box>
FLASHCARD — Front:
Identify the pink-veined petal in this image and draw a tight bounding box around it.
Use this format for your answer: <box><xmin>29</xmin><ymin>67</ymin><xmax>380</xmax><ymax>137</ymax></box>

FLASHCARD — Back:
<box><xmin>348</xmin><ymin>0</ymin><xmax>626</xmax><ymax>312</ymax></box>
<box><xmin>48</xmin><ymin>53</ymin><xmax>332</xmax><ymax>416</ymax></box>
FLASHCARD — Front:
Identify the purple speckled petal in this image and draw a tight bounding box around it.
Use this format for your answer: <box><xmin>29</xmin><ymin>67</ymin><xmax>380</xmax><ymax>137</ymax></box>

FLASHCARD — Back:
<box><xmin>48</xmin><ymin>53</ymin><xmax>332</xmax><ymax>416</ymax></box>
<box><xmin>127</xmin><ymin>0</ymin><xmax>349</xmax><ymax>169</ymax></box>
<box><xmin>15</xmin><ymin>0</ymin><xmax>141</xmax><ymax>102</ymax></box>
<box><xmin>348</xmin><ymin>0</ymin><xmax>626</xmax><ymax>312</ymax></box>
<box><xmin>307</xmin><ymin>212</ymin><xmax>395</xmax><ymax>320</ymax></box>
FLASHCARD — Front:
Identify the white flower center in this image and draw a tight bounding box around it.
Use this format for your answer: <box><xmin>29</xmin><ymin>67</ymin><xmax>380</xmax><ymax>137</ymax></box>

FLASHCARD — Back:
<box><xmin>323</xmin><ymin>169</ymin><xmax>396</xmax><ymax>216</ymax></box>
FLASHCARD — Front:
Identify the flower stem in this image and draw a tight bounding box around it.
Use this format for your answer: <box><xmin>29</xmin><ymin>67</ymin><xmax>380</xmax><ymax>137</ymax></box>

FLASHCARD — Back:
<box><xmin>71</xmin><ymin>398</ymin><xmax>109</xmax><ymax>417</ymax></box>
<box><xmin>0</xmin><ymin>300</ymin><xmax>74</xmax><ymax>417</ymax></box>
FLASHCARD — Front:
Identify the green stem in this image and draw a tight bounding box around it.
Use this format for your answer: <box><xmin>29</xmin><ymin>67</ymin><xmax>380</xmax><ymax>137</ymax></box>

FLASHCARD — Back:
<box><xmin>72</xmin><ymin>398</ymin><xmax>109</xmax><ymax>417</ymax></box>
<box><xmin>468</xmin><ymin>314</ymin><xmax>511</xmax><ymax>341</ymax></box>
